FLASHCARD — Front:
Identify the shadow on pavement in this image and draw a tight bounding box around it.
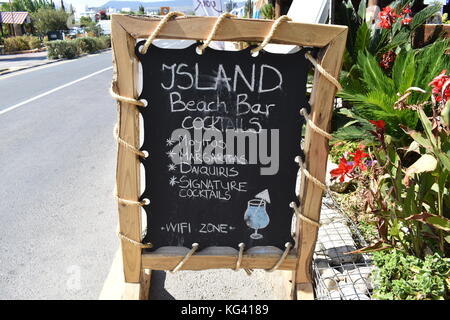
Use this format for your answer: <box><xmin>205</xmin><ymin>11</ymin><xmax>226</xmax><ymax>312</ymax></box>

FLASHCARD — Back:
<box><xmin>0</xmin><ymin>56</ymin><xmax>47</xmax><ymax>62</ymax></box>
<box><xmin>149</xmin><ymin>271</ymin><xmax>175</xmax><ymax>300</ymax></box>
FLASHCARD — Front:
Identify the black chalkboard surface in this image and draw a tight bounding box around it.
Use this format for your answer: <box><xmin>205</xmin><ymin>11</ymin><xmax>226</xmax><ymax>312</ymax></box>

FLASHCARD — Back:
<box><xmin>137</xmin><ymin>42</ymin><xmax>310</xmax><ymax>251</ymax></box>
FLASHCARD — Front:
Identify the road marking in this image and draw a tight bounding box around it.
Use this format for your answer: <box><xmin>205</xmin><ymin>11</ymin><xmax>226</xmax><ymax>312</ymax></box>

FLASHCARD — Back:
<box><xmin>0</xmin><ymin>66</ymin><xmax>113</xmax><ymax>116</ymax></box>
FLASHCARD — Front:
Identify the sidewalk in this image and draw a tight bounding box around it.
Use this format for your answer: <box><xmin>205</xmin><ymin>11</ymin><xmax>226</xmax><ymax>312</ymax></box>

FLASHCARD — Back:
<box><xmin>0</xmin><ymin>51</ymin><xmax>57</xmax><ymax>75</ymax></box>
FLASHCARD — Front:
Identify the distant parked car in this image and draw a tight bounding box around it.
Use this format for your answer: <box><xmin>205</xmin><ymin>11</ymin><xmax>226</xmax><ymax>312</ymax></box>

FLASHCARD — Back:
<box><xmin>68</xmin><ymin>27</ymin><xmax>86</xmax><ymax>36</ymax></box>
<box><xmin>47</xmin><ymin>31</ymin><xmax>64</xmax><ymax>41</ymax></box>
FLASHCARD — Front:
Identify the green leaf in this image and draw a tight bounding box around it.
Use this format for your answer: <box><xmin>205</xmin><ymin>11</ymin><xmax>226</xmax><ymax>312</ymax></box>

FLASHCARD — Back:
<box><xmin>406</xmin><ymin>212</ymin><xmax>450</xmax><ymax>232</ymax></box>
<box><xmin>354</xmin><ymin>22</ymin><xmax>370</xmax><ymax>56</ymax></box>
<box><xmin>436</xmin><ymin>153</ymin><xmax>450</xmax><ymax>171</ymax></box>
<box><xmin>404</xmin><ymin>183</ymin><xmax>417</xmax><ymax>217</ymax></box>
<box><xmin>392</xmin><ymin>50</ymin><xmax>415</xmax><ymax>93</ymax></box>
<box><xmin>405</xmin><ymin>154</ymin><xmax>438</xmax><ymax>178</ymax></box>
<box><xmin>345</xmin><ymin>241</ymin><xmax>393</xmax><ymax>254</ymax></box>
<box><xmin>369</xmin><ymin>28</ymin><xmax>389</xmax><ymax>54</ymax></box>
<box><xmin>358</xmin><ymin>51</ymin><xmax>395</xmax><ymax>95</ymax></box>
<box><xmin>405</xmin><ymin>140</ymin><xmax>421</xmax><ymax>154</ymax></box>
<box><xmin>418</xmin><ymin>109</ymin><xmax>437</xmax><ymax>147</ymax></box>
<box><xmin>445</xmin><ymin>235</ymin><xmax>450</xmax><ymax>244</ymax></box>
<box><xmin>357</xmin><ymin>0</ymin><xmax>366</xmax><ymax>20</ymax></box>
<box><xmin>382</xmin><ymin>30</ymin><xmax>410</xmax><ymax>53</ymax></box>
<box><xmin>404</xmin><ymin>128</ymin><xmax>433</xmax><ymax>149</ymax></box>
<box><xmin>410</xmin><ymin>5</ymin><xmax>441</xmax><ymax>30</ymax></box>
<box><xmin>417</xmin><ymin>173</ymin><xmax>437</xmax><ymax>212</ymax></box>
<box><xmin>332</xmin><ymin>125</ymin><xmax>374</xmax><ymax>142</ymax></box>
<box><xmin>392</xmin><ymin>19</ymin><xmax>402</xmax><ymax>35</ymax></box>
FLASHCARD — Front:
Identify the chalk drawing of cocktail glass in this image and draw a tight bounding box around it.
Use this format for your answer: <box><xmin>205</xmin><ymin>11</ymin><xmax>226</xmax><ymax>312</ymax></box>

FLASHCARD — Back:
<box><xmin>244</xmin><ymin>199</ymin><xmax>270</xmax><ymax>240</ymax></box>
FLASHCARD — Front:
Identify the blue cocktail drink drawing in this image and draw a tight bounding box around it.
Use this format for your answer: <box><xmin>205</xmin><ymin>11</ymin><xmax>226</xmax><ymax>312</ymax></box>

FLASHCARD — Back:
<box><xmin>244</xmin><ymin>199</ymin><xmax>270</xmax><ymax>239</ymax></box>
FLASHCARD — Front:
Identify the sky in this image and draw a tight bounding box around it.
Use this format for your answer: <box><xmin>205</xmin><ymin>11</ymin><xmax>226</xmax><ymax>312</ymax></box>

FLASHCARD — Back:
<box><xmin>65</xmin><ymin>0</ymin><xmax>173</xmax><ymax>11</ymax></box>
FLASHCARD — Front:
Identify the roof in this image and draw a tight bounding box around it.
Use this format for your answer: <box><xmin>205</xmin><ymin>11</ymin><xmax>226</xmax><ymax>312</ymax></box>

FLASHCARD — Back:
<box><xmin>0</xmin><ymin>11</ymin><xmax>30</xmax><ymax>24</ymax></box>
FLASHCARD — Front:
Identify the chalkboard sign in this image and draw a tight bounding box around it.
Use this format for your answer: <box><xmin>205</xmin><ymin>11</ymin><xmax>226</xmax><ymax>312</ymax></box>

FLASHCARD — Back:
<box><xmin>137</xmin><ymin>42</ymin><xmax>310</xmax><ymax>251</ymax></box>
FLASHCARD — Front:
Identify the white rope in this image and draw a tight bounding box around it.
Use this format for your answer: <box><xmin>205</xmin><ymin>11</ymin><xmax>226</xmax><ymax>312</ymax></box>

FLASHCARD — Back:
<box><xmin>117</xmin><ymin>231</ymin><xmax>153</xmax><ymax>248</ymax></box>
<box><xmin>233</xmin><ymin>243</ymin><xmax>253</xmax><ymax>275</ymax></box>
<box><xmin>290</xmin><ymin>201</ymin><xmax>321</xmax><ymax>228</ymax></box>
<box><xmin>265</xmin><ymin>242</ymin><xmax>293</xmax><ymax>272</ymax></box>
<box><xmin>235</xmin><ymin>242</ymin><xmax>245</xmax><ymax>271</ymax></box>
<box><xmin>197</xmin><ymin>13</ymin><xmax>236</xmax><ymax>54</ymax></box>
<box><xmin>251</xmin><ymin>15</ymin><xmax>292</xmax><ymax>54</ymax></box>
<box><xmin>305</xmin><ymin>52</ymin><xmax>342</xmax><ymax>91</ymax></box>
<box><xmin>295</xmin><ymin>156</ymin><xmax>328</xmax><ymax>191</ymax></box>
<box><xmin>140</xmin><ymin>11</ymin><xmax>185</xmax><ymax>55</ymax></box>
<box><xmin>113</xmin><ymin>123</ymin><xmax>147</xmax><ymax>158</ymax></box>
<box><xmin>114</xmin><ymin>185</ymin><xmax>148</xmax><ymax>207</ymax></box>
<box><xmin>109</xmin><ymin>86</ymin><xmax>145</xmax><ymax>107</ymax></box>
<box><xmin>299</xmin><ymin>108</ymin><xmax>333</xmax><ymax>140</ymax></box>
<box><xmin>171</xmin><ymin>243</ymin><xmax>199</xmax><ymax>273</ymax></box>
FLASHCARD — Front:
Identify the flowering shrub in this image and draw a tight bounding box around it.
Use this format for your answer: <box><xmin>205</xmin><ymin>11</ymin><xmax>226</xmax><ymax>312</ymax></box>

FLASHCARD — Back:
<box><xmin>429</xmin><ymin>70</ymin><xmax>450</xmax><ymax>103</ymax></box>
<box><xmin>378</xmin><ymin>5</ymin><xmax>413</xmax><ymax>29</ymax></box>
<box><xmin>336</xmin><ymin>0</ymin><xmax>441</xmax><ymax>86</ymax></box>
<box><xmin>378</xmin><ymin>6</ymin><xmax>399</xmax><ymax>29</ymax></box>
<box><xmin>379</xmin><ymin>51</ymin><xmax>396</xmax><ymax>70</ymax></box>
<box><xmin>330</xmin><ymin>145</ymin><xmax>369</xmax><ymax>182</ymax></box>
<box><xmin>331</xmin><ymin>69</ymin><xmax>450</xmax><ymax>259</ymax></box>
<box><xmin>333</xmin><ymin>1</ymin><xmax>449</xmax><ymax>299</ymax></box>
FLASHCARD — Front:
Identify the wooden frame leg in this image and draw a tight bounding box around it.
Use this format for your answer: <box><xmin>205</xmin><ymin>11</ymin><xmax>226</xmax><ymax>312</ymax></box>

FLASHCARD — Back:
<box><xmin>123</xmin><ymin>269</ymin><xmax>152</xmax><ymax>300</ymax></box>
<box><xmin>112</xmin><ymin>14</ymin><xmax>143</xmax><ymax>284</ymax></box>
<box><xmin>100</xmin><ymin>248</ymin><xmax>152</xmax><ymax>300</ymax></box>
<box><xmin>295</xmin><ymin>282</ymin><xmax>315</xmax><ymax>300</ymax></box>
<box><xmin>292</xmin><ymin>31</ymin><xmax>348</xmax><ymax>301</ymax></box>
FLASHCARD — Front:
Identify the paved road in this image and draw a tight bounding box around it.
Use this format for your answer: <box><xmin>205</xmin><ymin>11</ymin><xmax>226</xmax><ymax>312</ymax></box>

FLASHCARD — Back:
<box><xmin>0</xmin><ymin>51</ymin><xmax>117</xmax><ymax>299</ymax></box>
<box><xmin>0</xmin><ymin>51</ymin><xmax>49</xmax><ymax>73</ymax></box>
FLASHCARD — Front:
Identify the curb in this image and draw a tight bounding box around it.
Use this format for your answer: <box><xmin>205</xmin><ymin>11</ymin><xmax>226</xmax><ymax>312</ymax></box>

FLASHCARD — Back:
<box><xmin>0</xmin><ymin>48</ymin><xmax>47</xmax><ymax>55</ymax></box>
<box><xmin>0</xmin><ymin>58</ymin><xmax>61</xmax><ymax>76</ymax></box>
<box><xmin>0</xmin><ymin>48</ymin><xmax>111</xmax><ymax>77</ymax></box>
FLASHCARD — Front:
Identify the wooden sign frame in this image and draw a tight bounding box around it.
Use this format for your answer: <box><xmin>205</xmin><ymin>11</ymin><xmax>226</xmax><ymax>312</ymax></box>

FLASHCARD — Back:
<box><xmin>110</xmin><ymin>14</ymin><xmax>347</xmax><ymax>300</ymax></box>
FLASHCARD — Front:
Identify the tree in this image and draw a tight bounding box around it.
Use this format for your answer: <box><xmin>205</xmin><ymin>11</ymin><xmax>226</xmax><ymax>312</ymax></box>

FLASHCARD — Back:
<box><xmin>60</xmin><ymin>0</ymin><xmax>65</xmax><ymax>12</ymax></box>
<box><xmin>0</xmin><ymin>0</ymin><xmax>53</xmax><ymax>12</ymax></box>
<box><xmin>32</xmin><ymin>8</ymin><xmax>69</xmax><ymax>34</ymax></box>
<box><xmin>138</xmin><ymin>4</ymin><xmax>145</xmax><ymax>15</ymax></box>
<box><xmin>79</xmin><ymin>16</ymin><xmax>102</xmax><ymax>36</ymax></box>
<box><xmin>80</xmin><ymin>16</ymin><xmax>96</xmax><ymax>28</ymax></box>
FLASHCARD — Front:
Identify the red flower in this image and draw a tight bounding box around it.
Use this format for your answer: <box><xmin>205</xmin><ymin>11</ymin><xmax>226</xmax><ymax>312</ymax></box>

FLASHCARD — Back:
<box><xmin>379</xmin><ymin>51</ymin><xmax>396</xmax><ymax>70</ymax></box>
<box><xmin>378</xmin><ymin>18</ymin><xmax>393</xmax><ymax>29</ymax></box>
<box><xmin>378</xmin><ymin>6</ymin><xmax>399</xmax><ymax>29</ymax></box>
<box><xmin>400</xmin><ymin>5</ymin><xmax>413</xmax><ymax>25</ymax></box>
<box><xmin>401</xmin><ymin>17</ymin><xmax>412</xmax><ymax>25</ymax></box>
<box><xmin>402</xmin><ymin>5</ymin><xmax>412</xmax><ymax>15</ymax></box>
<box><xmin>330</xmin><ymin>157</ymin><xmax>354</xmax><ymax>182</ymax></box>
<box><xmin>369</xmin><ymin>120</ymin><xmax>386</xmax><ymax>129</ymax></box>
<box><xmin>377</xmin><ymin>5</ymin><xmax>413</xmax><ymax>29</ymax></box>
<box><xmin>429</xmin><ymin>70</ymin><xmax>450</xmax><ymax>103</ymax></box>
<box><xmin>349</xmin><ymin>147</ymin><xmax>369</xmax><ymax>171</ymax></box>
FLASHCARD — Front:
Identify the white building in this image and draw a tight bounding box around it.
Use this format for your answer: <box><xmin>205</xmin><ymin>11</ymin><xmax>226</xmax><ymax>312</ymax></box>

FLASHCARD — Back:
<box><xmin>74</xmin><ymin>5</ymin><xmax>97</xmax><ymax>21</ymax></box>
<box><xmin>96</xmin><ymin>20</ymin><xmax>111</xmax><ymax>35</ymax></box>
